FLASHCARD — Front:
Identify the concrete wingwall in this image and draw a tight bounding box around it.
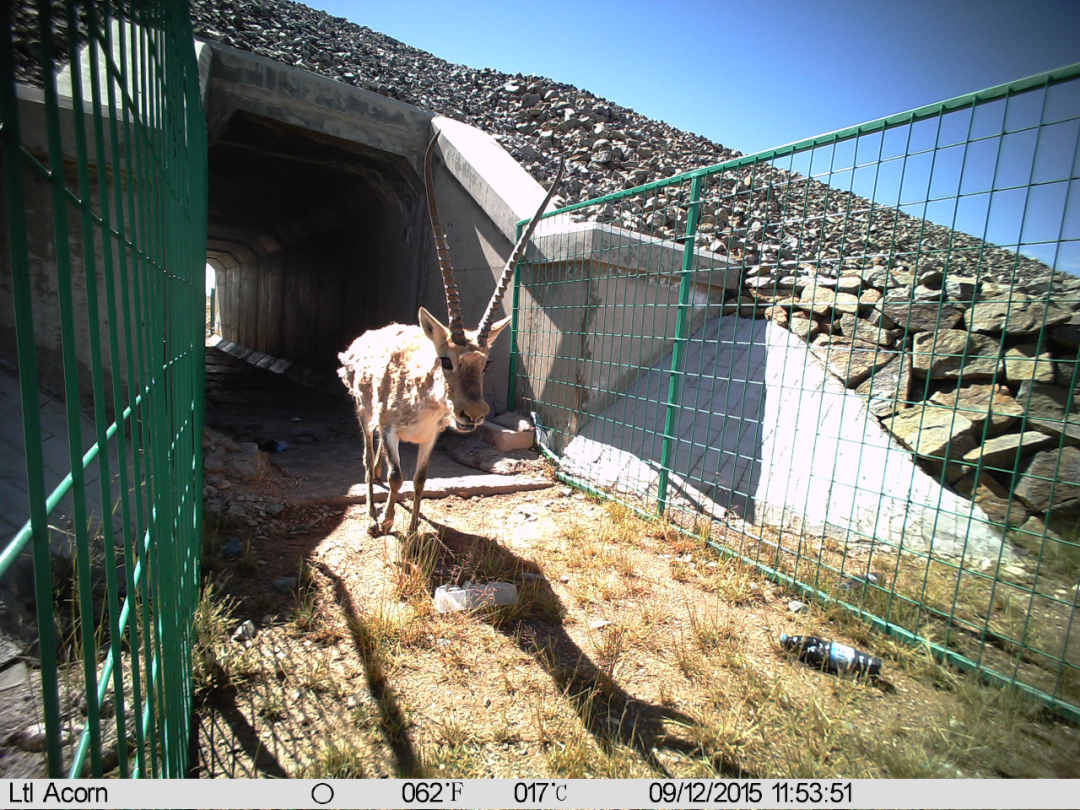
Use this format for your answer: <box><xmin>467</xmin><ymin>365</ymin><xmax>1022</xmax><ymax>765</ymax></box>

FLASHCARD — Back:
<box><xmin>556</xmin><ymin>314</ymin><xmax>1017</xmax><ymax>563</ymax></box>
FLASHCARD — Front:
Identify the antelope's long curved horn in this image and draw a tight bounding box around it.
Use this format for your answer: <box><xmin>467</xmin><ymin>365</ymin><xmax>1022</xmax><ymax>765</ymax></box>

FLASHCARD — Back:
<box><xmin>477</xmin><ymin>161</ymin><xmax>564</xmax><ymax>344</ymax></box>
<box><xmin>425</xmin><ymin>133</ymin><xmax>467</xmax><ymax>345</ymax></box>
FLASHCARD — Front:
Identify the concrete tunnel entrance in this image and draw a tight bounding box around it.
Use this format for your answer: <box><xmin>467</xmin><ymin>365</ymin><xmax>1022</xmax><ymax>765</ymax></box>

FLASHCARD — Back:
<box><xmin>198</xmin><ymin>37</ymin><xmax>558</xmax><ymax>406</ymax></box>
<box><xmin>196</xmin><ymin>39</ymin><xmax>559</xmax><ymax>507</ymax></box>
<box><xmin>207</xmin><ymin>110</ymin><xmax>424</xmax><ymax>373</ymax></box>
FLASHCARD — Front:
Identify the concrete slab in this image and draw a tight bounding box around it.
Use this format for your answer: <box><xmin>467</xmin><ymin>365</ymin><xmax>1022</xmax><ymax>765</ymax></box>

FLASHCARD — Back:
<box><xmin>204</xmin><ymin>346</ymin><xmax>550</xmax><ymax>509</ymax></box>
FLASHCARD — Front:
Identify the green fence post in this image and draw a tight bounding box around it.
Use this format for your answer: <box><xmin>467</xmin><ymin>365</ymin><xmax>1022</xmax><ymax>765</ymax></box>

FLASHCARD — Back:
<box><xmin>0</xmin><ymin>0</ymin><xmax>65</xmax><ymax>777</ymax></box>
<box><xmin>507</xmin><ymin>219</ymin><xmax>525</xmax><ymax>409</ymax></box>
<box><xmin>657</xmin><ymin>173</ymin><xmax>703</xmax><ymax>516</ymax></box>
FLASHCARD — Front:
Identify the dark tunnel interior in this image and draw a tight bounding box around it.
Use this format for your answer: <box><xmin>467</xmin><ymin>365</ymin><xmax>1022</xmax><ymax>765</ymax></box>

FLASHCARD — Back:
<box><xmin>207</xmin><ymin>111</ymin><xmax>427</xmax><ymax>373</ymax></box>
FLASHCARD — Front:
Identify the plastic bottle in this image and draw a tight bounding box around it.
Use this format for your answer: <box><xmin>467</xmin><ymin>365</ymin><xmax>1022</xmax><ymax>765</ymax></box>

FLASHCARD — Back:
<box><xmin>779</xmin><ymin>633</ymin><xmax>882</xmax><ymax>676</ymax></box>
<box><xmin>433</xmin><ymin>582</ymin><xmax>518</xmax><ymax>613</ymax></box>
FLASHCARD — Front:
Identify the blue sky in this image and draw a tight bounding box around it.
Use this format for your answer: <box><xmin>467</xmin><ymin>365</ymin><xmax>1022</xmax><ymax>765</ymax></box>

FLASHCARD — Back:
<box><xmin>311</xmin><ymin>0</ymin><xmax>1080</xmax><ymax>155</ymax></box>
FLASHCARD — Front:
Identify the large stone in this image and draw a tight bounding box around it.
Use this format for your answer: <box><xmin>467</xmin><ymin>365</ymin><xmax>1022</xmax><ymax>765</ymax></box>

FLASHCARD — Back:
<box><xmin>944</xmin><ymin>276</ymin><xmax>980</xmax><ymax>304</ymax></box>
<box><xmin>1050</xmin><ymin>314</ymin><xmax>1080</xmax><ymax>351</ymax></box>
<box><xmin>1013</xmin><ymin>447</ymin><xmax>1080</xmax><ymax>517</ymax></box>
<box><xmin>796</xmin><ymin>287</ymin><xmax>861</xmax><ymax>316</ymax></box>
<box><xmin>961</xmin><ymin>430</ymin><xmax>1056</xmax><ymax>470</ymax></box>
<box><xmin>478</xmin><ymin>419</ymin><xmax>534</xmax><ymax>452</ymax></box>
<box><xmin>1055</xmin><ymin>363</ymin><xmax>1076</xmax><ymax>387</ymax></box>
<box><xmin>809</xmin><ymin>338</ymin><xmax>897</xmax><ymax>388</ymax></box>
<box><xmin>855</xmin><ymin>353</ymin><xmax>912</xmax><ymax>417</ymax></box>
<box><xmin>450</xmin><ymin>438</ymin><xmax>543</xmax><ymax>475</ymax></box>
<box><xmin>835</xmin><ymin>313</ymin><xmax>895</xmax><ymax>346</ymax></box>
<box><xmin>886</xmin><ymin>405</ymin><xmax>977</xmax><ymax>461</ymax></box>
<box><xmin>858</xmin><ymin>288</ymin><xmax>883</xmax><ymax>306</ymax></box>
<box><xmin>1015</xmin><ymin>381</ymin><xmax>1080</xmax><ymax>445</ymax></box>
<box><xmin>929</xmin><ymin>383</ymin><xmax>1024</xmax><ymax>434</ymax></box>
<box><xmin>964</xmin><ymin>295</ymin><xmax>1072</xmax><ymax>335</ymax></box>
<box><xmin>879</xmin><ymin>301</ymin><xmax>963</xmax><ymax>332</ymax></box>
<box><xmin>910</xmin><ymin>330</ymin><xmax>1001</xmax><ymax>379</ymax></box>
<box><xmin>787</xmin><ymin>311</ymin><xmax>819</xmax><ymax>340</ymax></box>
<box><xmin>1003</xmin><ymin>344</ymin><xmax>1056</xmax><ymax>384</ymax></box>
<box><xmin>953</xmin><ymin>472</ymin><xmax>1029</xmax><ymax>528</ymax></box>
<box><xmin>836</xmin><ymin>276</ymin><xmax>862</xmax><ymax>294</ymax></box>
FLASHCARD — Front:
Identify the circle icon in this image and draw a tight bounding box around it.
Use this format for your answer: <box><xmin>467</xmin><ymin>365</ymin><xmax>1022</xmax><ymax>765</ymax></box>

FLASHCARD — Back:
<box><xmin>312</xmin><ymin>782</ymin><xmax>334</xmax><ymax>805</ymax></box>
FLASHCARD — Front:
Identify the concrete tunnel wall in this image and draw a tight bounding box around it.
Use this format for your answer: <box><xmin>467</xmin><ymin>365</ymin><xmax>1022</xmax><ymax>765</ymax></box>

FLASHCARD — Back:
<box><xmin>202</xmin><ymin>41</ymin><xmax>527</xmax><ymax>411</ymax></box>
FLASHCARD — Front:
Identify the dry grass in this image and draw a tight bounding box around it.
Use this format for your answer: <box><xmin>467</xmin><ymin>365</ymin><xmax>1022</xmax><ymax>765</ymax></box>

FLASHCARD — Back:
<box><xmin>192</xmin><ymin>488</ymin><xmax>1080</xmax><ymax>781</ymax></box>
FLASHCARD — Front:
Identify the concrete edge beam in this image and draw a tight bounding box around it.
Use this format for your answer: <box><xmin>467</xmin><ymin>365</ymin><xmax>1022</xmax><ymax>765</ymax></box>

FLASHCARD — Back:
<box><xmin>202</xmin><ymin>39</ymin><xmax>433</xmax><ymax>161</ymax></box>
<box><xmin>309</xmin><ymin>475</ymin><xmax>553</xmax><ymax>506</ymax></box>
<box><xmin>431</xmin><ymin>115</ymin><xmax>550</xmax><ymax>244</ymax></box>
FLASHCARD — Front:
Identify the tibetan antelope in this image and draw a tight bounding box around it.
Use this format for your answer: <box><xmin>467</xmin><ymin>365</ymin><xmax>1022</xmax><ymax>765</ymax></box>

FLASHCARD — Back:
<box><xmin>337</xmin><ymin>133</ymin><xmax>562</xmax><ymax>537</ymax></box>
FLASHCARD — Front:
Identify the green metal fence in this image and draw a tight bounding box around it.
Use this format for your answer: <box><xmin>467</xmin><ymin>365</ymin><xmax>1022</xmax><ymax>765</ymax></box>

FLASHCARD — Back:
<box><xmin>1</xmin><ymin>0</ymin><xmax>206</xmax><ymax>777</ymax></box>
<box><xmin>511</xmin><ymin>64</ymin><xmax>1080</xmax><ymax>721</ymax></box>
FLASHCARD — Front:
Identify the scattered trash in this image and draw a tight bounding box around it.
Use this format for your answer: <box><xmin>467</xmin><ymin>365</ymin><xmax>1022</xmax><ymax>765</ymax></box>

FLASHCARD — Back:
<box><xmin>290</xmin><ymin>416</ymin><xmax>303</xmax><ymax>422</ymax></box>
<box><xmin>589</xmin><ymin>619</ymin><xmax>612</xmax><ymax>630</ymax></box>
<box><xmin>433</xmin><ymin>582</ymin><xmax>518</xmax><ymax>613</ymax></box>
<box><xmin>780</xmin><ymin>633</ymin><xmax>882</xmax><ymax>677</ymax></box>
<box><xmin>258</xmin><ymin>439</ymin><xmax>289</xmax><ymax>452</ymax></box>
<box><xmin>559</xmin><ymin>574</ymin><xmax>570</xmax><ymax>583</ymax></box>
<box><xmin>840</xmin><ymin>572</ymin><xmax>880</xmax><ymax>590</ymax></box>
<box><xmin>516</xmin><ymin>571</ymin><xmax>544</xmax><ymax>582</ymax></box>
<box><xmin>232</xmin><ymin>620</ymin><xmax>257</xmax><ymax>642</ymax></box>
<box><xmin>788</xmin><ymin>600</ymin><xmax>808</xmax><ymax>613</ymax></box>
<box><xmin>222</xmin><ymin>537</ymin><xmax>244</xmax><ymax>559</ymax></box>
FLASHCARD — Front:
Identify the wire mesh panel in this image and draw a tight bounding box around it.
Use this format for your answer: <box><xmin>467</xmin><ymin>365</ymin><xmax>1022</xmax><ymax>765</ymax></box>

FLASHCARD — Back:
<box><xmin>0</xmin><ymin>0</ymin><xmax>206</xmax><ymax>777</ymax></box>
<box><xmin>512</xmin><ymin>64</ymin><xmax>1080</xmax><ymax>720</ymax></box>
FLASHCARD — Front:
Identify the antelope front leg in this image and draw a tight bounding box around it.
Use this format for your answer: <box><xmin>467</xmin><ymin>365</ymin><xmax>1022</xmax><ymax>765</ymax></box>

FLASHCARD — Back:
<box><xmin>408</xmin><ymin>437</ymin><xmax>436</xmax><ymax>534</ymax></box>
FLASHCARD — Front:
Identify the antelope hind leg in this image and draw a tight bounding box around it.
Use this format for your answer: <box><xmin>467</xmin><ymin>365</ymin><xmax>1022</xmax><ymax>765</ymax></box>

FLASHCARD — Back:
<box><xmin>361</xmin><ymin>423</ymin><xmax>382</xmax><ymax>535</ymax></box>
<box><xmin>407</xmin><ymin>437</ymin><xmax>436</xmax><ymax>534</ymax></box>
<box><xmin>374</xmin><ymin>426</ymin><xmax>404</xmax><ymax>535</ymax></box>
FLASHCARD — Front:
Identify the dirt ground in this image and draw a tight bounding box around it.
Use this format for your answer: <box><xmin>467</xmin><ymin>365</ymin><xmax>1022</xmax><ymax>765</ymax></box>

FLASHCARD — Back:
<box><xmin>192</xmin><ymin>470</ymin><xmax>1080</xmax><ymax>780</ymax></box>
<box><xmin>192</xmin><ymin>343</ymin><xmax>1079</xmax><ymax>779</ymax></box>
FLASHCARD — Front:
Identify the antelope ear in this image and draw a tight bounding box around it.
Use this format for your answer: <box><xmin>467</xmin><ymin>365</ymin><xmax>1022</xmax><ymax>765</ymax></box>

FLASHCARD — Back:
<box><xmin>485</xmin><ymin>315</ymin><xmax>512</xmax><ymax>346</ymax></box>
<box><xmin>418</xmin><ymin>307</ymin><xmax>451</xmax><ymax>348</ymax></box>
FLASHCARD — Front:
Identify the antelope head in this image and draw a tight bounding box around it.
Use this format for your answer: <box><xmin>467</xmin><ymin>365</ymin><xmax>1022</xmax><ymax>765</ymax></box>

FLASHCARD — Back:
<box><xmin>422</xmin><ymin>133</ymin><xmax>562</xmax><ymax>433</ymax></box>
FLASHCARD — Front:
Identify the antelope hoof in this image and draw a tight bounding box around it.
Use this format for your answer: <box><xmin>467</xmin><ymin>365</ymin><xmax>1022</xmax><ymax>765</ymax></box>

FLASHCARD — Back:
<box><xmin>368</xmin><ymin>518</ymin><xmax>394</xmax><ymax>537</ymax></box>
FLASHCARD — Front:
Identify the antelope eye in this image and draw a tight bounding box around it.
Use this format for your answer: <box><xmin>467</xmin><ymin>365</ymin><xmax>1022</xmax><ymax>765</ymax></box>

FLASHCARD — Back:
<box><xmin>484</xmin><ymin>360</ymin><xmax>492</xmax><ymax>371</ymax></box>
<box><xmin>440</xmin><ymin>357</ymin><xmax>453</xmax><ymax>371</ymax></box>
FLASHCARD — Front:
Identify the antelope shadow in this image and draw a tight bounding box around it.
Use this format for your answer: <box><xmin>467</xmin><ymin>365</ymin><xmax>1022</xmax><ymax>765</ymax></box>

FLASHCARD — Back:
<box><xmin>399</xmin><ymin>516</ymin><xmax>759</xmax><ymax>779</ymax></box>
